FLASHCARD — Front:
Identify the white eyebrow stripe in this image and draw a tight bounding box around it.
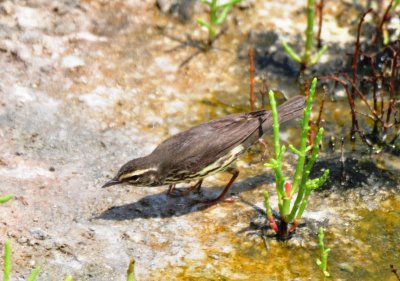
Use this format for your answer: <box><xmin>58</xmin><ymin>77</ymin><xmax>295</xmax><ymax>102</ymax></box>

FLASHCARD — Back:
<box><xmin>119</xmin><ymin>167</ymin><xmax>158</xmax><ymax>180</ymax></box>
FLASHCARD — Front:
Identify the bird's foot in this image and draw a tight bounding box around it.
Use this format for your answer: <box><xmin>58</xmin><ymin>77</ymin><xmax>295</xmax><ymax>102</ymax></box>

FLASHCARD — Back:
<box><xmin>166</xmin><ymin>184</ymin><xmax>181</xmax><ymax>197</ymax></box>
<box><xmin>167</xmin><ymin>188</ymin><xmax>186</xmax><ymax>197</ymax></box>
<box><xmin>167</xmin><ymin>180</ymin><xmax>203</xmax><ymax>198</ymax></box>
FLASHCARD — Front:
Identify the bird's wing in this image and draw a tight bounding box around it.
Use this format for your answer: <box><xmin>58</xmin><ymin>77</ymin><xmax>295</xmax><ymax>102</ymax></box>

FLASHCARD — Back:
<box><xmin>153</xmin><ymin>110</ymin><xmax>270</xmax><ymax>176</ymax></box>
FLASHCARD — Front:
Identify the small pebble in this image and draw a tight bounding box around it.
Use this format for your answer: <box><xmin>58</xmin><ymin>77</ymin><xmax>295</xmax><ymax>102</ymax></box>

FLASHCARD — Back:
<box><xmin>338</xmin><ymin>262</ymin><xmax>354</xmax><ymax>273</ymax></box>
<box><xmin>30</xmin><ymin>227</ymin><xmax>47</xmax><ymax>240</ymax></box>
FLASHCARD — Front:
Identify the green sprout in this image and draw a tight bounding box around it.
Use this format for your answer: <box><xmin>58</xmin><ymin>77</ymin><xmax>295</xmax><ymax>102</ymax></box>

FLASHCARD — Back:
<box><xmin>197</xmin><ymin>0</ymin><xmax>242</xmax><ymax>48</ymax></box>
<box><xmin>26</xmin><ymin>267</ymin><xmax>40</xmax><ymax>281</ymax></box>
<box><xmin>0</xmin><ymin>195</ymin><xmax>13</xmax><ymax>204</ymax></box>
<box><xmin>264</xmin><ymin>77</ymin><xmax>329</xmax><ymax>239</ymax></box>
<box><xmin>3</xmin><ymin>240</ymin><xmax>11</xmax><ymax>281</ymax></box>
<box><xmin>3</xmin><ymin>240</ymin><xmax>40</xmax><ymax>281</ymax></box>
<box><xmin>127</xmin><ymin>259</ymin><xmax>135</xmax><ymax>281</ymax></box>
<box><xmin>316</xmin><ymin>227</ymin><xmax>331</xmax><ymax>277</ymax></box>
<box><xmin>64</xmin><ymin>276</ymin><xmax>73</xmax><ymax>281</ymax></box>
<box><xmin>282</xmin><ymin>0</ymin><xmax>327</xmax><ymax>68</ymax></box>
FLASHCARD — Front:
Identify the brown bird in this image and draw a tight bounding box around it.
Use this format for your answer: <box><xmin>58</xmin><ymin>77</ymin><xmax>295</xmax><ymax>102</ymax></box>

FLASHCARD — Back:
<box><xmin>102</xmin><ymin>95</ymin><xmax>306</xmax><ymax>204</ymax></box>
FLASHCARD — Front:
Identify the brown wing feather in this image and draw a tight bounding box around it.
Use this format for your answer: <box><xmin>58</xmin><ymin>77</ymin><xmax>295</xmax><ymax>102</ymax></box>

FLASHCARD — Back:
<box><xmin>153</xmin><ymin>110</ymin><xmax>270</xmax><ymax>177</ymax></box>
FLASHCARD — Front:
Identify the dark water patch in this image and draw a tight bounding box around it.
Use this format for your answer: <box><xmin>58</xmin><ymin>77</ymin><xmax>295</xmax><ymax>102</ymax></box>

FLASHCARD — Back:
<box><xmin>311</xmin><ymin>154</ymin><xmax>399</xmax><ymax>191</ymax></box>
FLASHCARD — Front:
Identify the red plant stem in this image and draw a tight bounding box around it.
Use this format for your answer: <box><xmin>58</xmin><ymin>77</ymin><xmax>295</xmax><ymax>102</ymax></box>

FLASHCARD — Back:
<box><xmin>366</xmin><ymin>55</ymin><xmax>382</xmax><ymax>115</ymax></box>
<box><xmin>249</xmin><ymin>47</ymin><xmax>256</xmax><ymax>111</ymax></box>
<box><xmin>304</xmin><ymin>79</ymin><xmax>309</xmax><ymax>97</ymax></box>
<box><xmin>381</xmin><ymin>61</ymin><xmax>387</xmax><ymax>123</ymax></box>
<box><xmin>304</xmin><ymin>79</ymin><xmax>314</xmax><ymax>146</ymax></box>
<box><xmin>289</xmin><ymin>219</ymin><xmax>299</xmax><ymax>233</ymax></box>
<box><xmin>342</xmin><ymin>73</ymin><xmax>381</xmax><ymax>121</ymax></box>
<box><xmin>353</xmin><ymin>9</ymin><xmax>372</xmax><ymax>89</ymax></box>
<box><xmin>268</xmin><ymin>216</ymin><xmax>279</xmax><ymax>233</ymax></box>
<box><xmin>391</xmin><ymin>264</ymin><xmax>400</xmax><ymax>281</ymax></box>
<box><xmin>369</xmin><ymin>56</ymin><xmax>378</xmax><ymax>123</ymax></box>
<box><xmin>259</xmin><ymin>74</ymin><xmax>269</xmax><ymax>109</ymax></box>
<box><xmin>351</xmin><ymin>9</ymin><xmax>372</xmax><ymax>138</ymax></box>
<box><xmin>386</xmin><ymin>53</ymin><xmax>398</xmax><ymax>129</ymax></box>
<box><xmin>316</xmin><ymin>0</ymin><xmax>324</xmax><ymax>49</ymax></box>
<box><xmin>373</xmin><ymin>0</ymin><xmax>394</xmax><ymax>44</ymax></box>
<box><xmin>308</xmin><ymin>118</ymin><xmax>314</xmax><ymax>148</ymax></box>
<box><xmin>285</xmin><ymin>182</ymin><xmax>292</xmax><ymax>198</ymax></box>
<box><xmin>319</xmin><ymin>75</ymin><xmax>369</xmax><ymax>144</ymax></box>
<box><xmin>316</xmin><ymin>85</ymin><xmax>326</xmax><ymax>129</ymax></box>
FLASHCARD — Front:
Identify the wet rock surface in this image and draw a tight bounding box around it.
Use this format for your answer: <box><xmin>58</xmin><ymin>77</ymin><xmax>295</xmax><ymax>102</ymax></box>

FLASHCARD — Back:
<box><xmin>0</xmin><ymin>0</ymin><xmax>399</xmax><ymax>280</ymax></box>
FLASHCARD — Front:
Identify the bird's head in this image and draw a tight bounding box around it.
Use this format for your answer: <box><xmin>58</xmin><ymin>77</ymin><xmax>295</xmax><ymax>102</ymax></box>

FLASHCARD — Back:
<box><xmin>102</xmin><ymin>157</ymin><xmax>159</xmax><ymax>188</ymax></box>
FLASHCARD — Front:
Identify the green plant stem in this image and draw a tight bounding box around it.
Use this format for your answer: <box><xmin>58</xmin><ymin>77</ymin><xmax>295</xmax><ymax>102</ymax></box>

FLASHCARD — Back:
<box><xmin>290</xmin><ymin>78</ymin><xmax>317</xmax><ymax>196</ymax></box>
<box><xmin>263</xmin><ymin>191</ymin><xmax>278</xmax><ymax>233</ymax></box>
<box><xmin>303</xmin><ymin>0</ymin><xmax>315</xmax><ymax>65</ymax></box>
<box><xmin>282</xmin><ymin>0</ymin><xmax>327</xmax><ymax>66</ymax></box>
<box><xmin>0</xmin><ymin>195</ymin><xmax>13</xmax><ymax>204</ymax></box>
<box><xmin>270</xmin><ymin>90</ymin><xmax>280</xmax><ymax>157</ymax></box>
<box><xmin>264</xmin><ymin>77</ymin><xmax>329</xmax><ymax>238</ymax></box>
<box><xmin>127</xmin><ymin>259</ymin><xmax>135</xmax><ymax>281</ymax></box>
<box><xmin>281</xmin><ymin>180</ymin><xmax>291</xmax><ymax>221</ymax></box>
<box><xmin>312</xmin><ymin>45</ymin><xmax>328</xmax><ymax>64</ymax></box>
<box><xmin>316</xmin><ymin>227</ymin><xmax>331</xmax><ymax>277</ymax></box>
<box><xmin>64</xmin><ymin>276</ymin><xmax>73</xmax><ymax>281</ymax></box>
<box><xmin>3</xmin><ymin>240</ymin><xmax>11</xmax><ymax>281</ymax></box>
<box><xmin>282</xmin><ymin>42</ymin><xmax>302</xmax><ymax>63</ymax></box>
<box><xmin>216</xmin><ymin>0</ymin><xmax>241</xmax><ymax>24</ymax></box>
<box><xmin>26</xmin><ymin>267</ymin><xmax>40</xmax><ymax>281</ymax></box>
<box><xmin>197</xmin><ymin>0</ymin><xmax>241</xmax><ymax>47</ymax></box>
<box><xmin>209</xmin><ymin>0</ymin><xmax>218</xmax><ymax>42</ymax></box>
<box><xmin>289</xmin><ymin>126</ymin><xmax>324</xmax><ymax>222</ymax></box>
<box><xmin>267</xmin><ymin>90</ymin><xmax>286</xmax><ymax>213</ymax></box>
<box><xmin>295</xmin><ymin>169</ymin><xmax>329</xmax><ymax>222</ymax></box>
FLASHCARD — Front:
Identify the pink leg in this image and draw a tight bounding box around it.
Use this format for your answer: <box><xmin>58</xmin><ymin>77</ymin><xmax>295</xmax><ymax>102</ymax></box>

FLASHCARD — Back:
<box><xmin>202</xmin><ymin>167</ymin><xmax>239</xmax><ymax>204</ymax></box>
<box><xmin>166</xmin><ymin>184</ymin><xmax>176</xmax><ymax>196</ymax></box>
<box><xmin>187</xmin><ymin>179</ymin><xmax>203</xmax><ymax>192</ymax></box>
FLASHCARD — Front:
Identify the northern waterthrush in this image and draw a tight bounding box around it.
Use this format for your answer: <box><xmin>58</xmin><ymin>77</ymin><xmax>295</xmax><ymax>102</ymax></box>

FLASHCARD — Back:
<box><xmin>102</xmin><ymin>95</ymin><xmax>305</xmax><ymax>204</ymax></box>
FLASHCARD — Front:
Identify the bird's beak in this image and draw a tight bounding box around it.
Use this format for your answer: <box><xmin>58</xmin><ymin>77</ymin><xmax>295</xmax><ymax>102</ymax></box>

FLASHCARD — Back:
<box><xmin>102</xmin><ymin>177</ymin><xmax>121</xmax><ymax>188</ymax></box>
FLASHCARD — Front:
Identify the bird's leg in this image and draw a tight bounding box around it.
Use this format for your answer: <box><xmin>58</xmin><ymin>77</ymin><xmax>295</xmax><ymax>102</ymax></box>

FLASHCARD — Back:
<box><xmin>175</xmin><ymin>179</ymin><xmax>203</xmax><ymax>196</ymax></box>
<box><xmin>166</xmin><ymin>184</ymin><xmax>176</xmax><ymax>196</ymax></box>
<box><xmin>258</xmin><ymin>138</ymin><xmax>268</xmax><ymax>161</ymax></box>
<box><xmin>187</xmin><ymin>179</ymin><xmax>203</xmax><ymax>193</ymax></box>
<box><xmin>167</xmin><ymin>180</ymin><xmax>203</xmax><ymax>197</ymax></box>
<box><xmin>202</xmin><ymin>167</ymin><xmax>239</xmax><ymax>204</ymax></box>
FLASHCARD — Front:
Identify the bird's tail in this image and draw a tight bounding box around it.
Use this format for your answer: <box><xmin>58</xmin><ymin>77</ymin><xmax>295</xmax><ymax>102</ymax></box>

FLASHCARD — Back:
<box><xmin>276</xmin><ymin>95</ymin><xmax>306</xmax><ymax>124</ymax></box>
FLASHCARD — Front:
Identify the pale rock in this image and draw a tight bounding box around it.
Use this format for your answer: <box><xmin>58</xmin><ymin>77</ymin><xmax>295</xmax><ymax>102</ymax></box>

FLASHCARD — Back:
<box><xmin>61</xmin><ymin>55</ymin><xmax>85</xmax><ymax>69</ymax></box>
